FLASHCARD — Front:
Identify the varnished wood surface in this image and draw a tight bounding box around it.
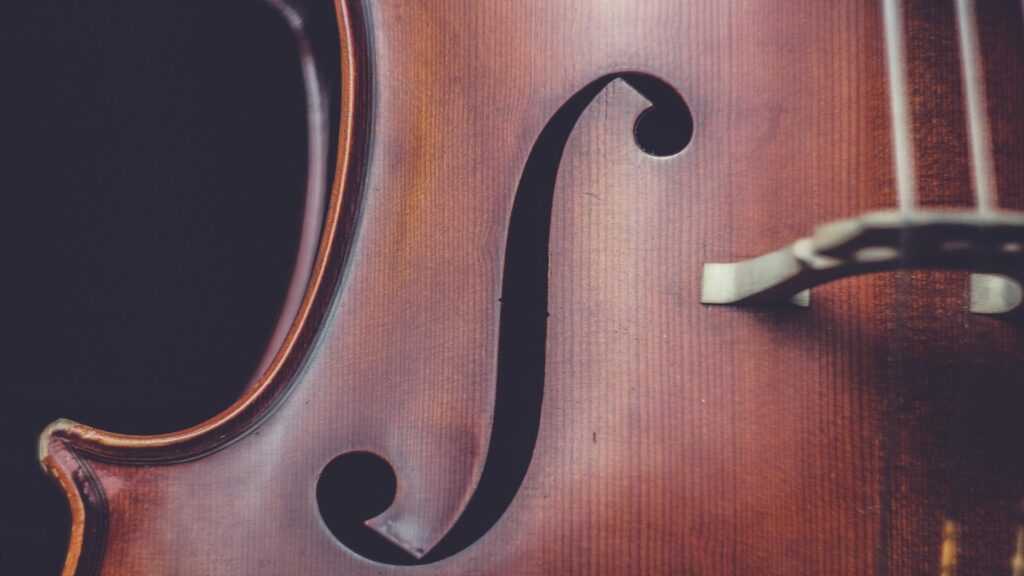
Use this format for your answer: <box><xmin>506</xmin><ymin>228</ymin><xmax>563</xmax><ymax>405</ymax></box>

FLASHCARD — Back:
<box><xmin>40</xmin><ymin>0</ymin><xmax>1024</xmax><ymax>574</ymax></box>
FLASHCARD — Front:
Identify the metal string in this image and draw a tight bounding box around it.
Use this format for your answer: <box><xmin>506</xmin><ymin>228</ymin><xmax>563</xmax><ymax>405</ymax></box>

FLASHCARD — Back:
<box><xmin>955</xmin><ymin>0</ymin><xmax>999</xmax><ymax>213</ymax></box>
<box><xmin>883</xmin><ymin>0</ymin><xmax>918</xmax><ymax>214</ymax></box>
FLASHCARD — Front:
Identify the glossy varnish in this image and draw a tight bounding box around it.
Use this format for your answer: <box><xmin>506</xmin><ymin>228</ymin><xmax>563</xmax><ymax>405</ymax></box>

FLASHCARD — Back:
<box><xmin>40</xmin><ymin>0</ymin><xmax>1024</xmax><ymax>574</ymax></box>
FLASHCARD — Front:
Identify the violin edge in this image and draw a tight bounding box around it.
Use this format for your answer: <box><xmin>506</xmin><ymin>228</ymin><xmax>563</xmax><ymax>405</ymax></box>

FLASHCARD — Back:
<box><xmin>38</xmin><ymin>420</ymin><xmax>107</xmax><ymax>576</ymax></box>
<box><xmin>36</xmin><ymin>0</ymin><xmax>372</xmax><ymax>573</ymax></box>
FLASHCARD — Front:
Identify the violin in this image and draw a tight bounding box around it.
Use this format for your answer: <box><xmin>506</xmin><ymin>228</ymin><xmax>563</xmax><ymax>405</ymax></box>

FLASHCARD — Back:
<box><xmin>35</xmin><ymin>0</ymin><xmax>1024</xmax><ymax>574</ymax></box>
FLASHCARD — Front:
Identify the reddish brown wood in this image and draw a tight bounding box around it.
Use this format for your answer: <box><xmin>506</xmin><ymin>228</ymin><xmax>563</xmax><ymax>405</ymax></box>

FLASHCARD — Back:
<box><xmin>39</xmin><ymin>0</ymin><xmax>1024</xmax><ymax>574</ymax></box>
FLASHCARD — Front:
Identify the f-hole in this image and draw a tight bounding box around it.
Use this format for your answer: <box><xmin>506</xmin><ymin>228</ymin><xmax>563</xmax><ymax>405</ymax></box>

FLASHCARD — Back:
<box><xmin>317</xmin><ymin>452</ymin><xmax>405</xmax><ymax>563</ymax></box>
<box><xmin>428</xmin><ymin>72</ymin><xmax>690</xmax><ymax>562</ymax></box>
<box><xmin>318</xmin><ymin>73</ymin><xmax>692</xmax><ymax>564</ymax></box>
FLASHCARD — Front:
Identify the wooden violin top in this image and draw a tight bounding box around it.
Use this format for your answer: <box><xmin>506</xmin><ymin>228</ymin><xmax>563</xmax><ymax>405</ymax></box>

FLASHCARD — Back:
<box><xmin>35</xmin><ymin>1</ymin><xmax>1024</xmax><ymax>574</ymax></box>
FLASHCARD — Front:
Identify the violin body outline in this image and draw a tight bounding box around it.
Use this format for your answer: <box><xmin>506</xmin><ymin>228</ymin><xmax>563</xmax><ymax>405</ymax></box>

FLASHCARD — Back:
<box><xmin>39</xmin><ymin>1</ymin><xmax>1024</xmax><ymax>574</ymax></box>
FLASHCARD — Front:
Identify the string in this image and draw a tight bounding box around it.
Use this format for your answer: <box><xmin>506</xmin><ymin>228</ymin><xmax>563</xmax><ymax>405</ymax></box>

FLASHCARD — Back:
<box><xmin>883</xmin><ymin>0</ymin><xmax>918</xmax><ymax>214</ymax></box>
<box><xmin>951</xmin><ymin>4</ymin><xmax>1010</xmax><ymax>573</ymax></box>
<box><xmin>956</xmin><ymin>5</ymin><xmax>1024</xmax><ymax>572</ymax></box>
<box><xmin>877</xmin><ymin>3</ymin><xmax>920</xmax><ymax>573</ymax></box>
<box><xmin>955</xmin><ymin>0</ymin><xmax>999</xmax><ymax>213</ymax></box>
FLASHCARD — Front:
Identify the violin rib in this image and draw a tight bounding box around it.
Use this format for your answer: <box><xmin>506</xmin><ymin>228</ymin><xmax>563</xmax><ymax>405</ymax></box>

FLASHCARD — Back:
<box><xmin>38</xmin><ymin>2</ymin><xmax>371</xmax><ymax>573</ymax></box>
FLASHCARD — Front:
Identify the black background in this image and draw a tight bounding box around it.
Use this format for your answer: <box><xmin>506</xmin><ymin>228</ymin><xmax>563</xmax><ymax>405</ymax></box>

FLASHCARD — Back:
<box><xmin>2</xmin><ymin>1</ymin><xmax>339</xmax><ymax>573</ymax></box>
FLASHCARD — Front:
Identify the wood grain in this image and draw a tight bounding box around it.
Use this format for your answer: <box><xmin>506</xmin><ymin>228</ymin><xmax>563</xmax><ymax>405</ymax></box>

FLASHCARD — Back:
<box><xmin>39</xmin><ymin>0</ymin><xmax>1024</xmax><ymax>574</ymax></box>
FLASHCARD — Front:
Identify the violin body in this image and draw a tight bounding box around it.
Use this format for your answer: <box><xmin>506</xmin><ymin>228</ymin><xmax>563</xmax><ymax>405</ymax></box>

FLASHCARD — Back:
<box><xmin>40</xmin><ymin>1</ymin><xmax>1024</xmax><ymax>574</ymax></box>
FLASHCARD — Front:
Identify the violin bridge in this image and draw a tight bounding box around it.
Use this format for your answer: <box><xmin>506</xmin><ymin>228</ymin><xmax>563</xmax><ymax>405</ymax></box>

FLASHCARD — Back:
<box><xmin>701</xmin><ymin>210</ymin><xmax>1024</xmax><ymax>315</ymax></box>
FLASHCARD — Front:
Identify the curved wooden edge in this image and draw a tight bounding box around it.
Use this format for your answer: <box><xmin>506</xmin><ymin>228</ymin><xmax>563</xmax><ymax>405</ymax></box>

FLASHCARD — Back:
<box><xmin>244</xmin><ymin>0</ymin><xmax>331</xmax><ymax>393</ymax></box>
<box><xmin>38</xmin><ymin>0</ymin><xmax>372</xmax><ymax>572</ymax></box>
<box><xmin>38</xmin><ymin>420</ymin><xmax>108</xmax><ymax>576</ymax></box>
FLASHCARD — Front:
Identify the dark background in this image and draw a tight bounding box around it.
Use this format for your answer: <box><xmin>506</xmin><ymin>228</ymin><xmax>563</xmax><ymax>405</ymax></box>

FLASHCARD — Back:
<box><xmin>2</xmin><ymin>1</ymin><xmax>339</xmax><ymax>573</ymax></box>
